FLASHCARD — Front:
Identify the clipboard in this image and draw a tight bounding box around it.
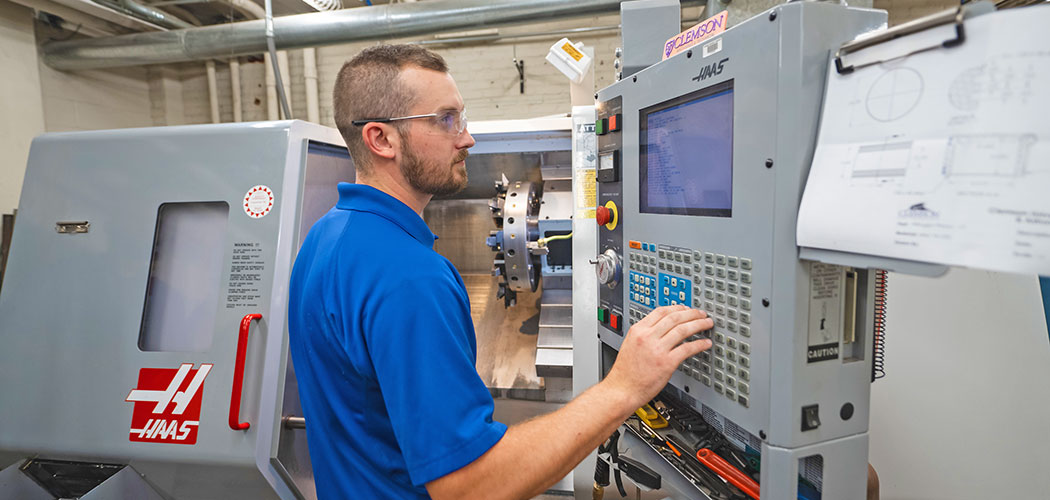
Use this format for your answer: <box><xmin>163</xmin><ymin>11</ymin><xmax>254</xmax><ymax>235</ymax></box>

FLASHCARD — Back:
<box><xmin>833</xmin><ymin>3</ymin><xmax>993</xmax><ymax>76</ymax></box>
<box><xmin>800</xmin><ymin>4</ymin><xmax>997</xmax><ymax>277</ymax></box>
<box><xmin>795</xmin><ymin>1</ymin><xmax>1050</xmax><ymax>277</ymax></box>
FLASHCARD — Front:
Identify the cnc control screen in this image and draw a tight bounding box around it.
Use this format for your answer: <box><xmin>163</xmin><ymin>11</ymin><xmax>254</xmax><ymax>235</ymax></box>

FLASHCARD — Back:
<box><xmin>640</xmin><ymin>80</ymin><xmax>734</xmax><ymax>217</ymax></box>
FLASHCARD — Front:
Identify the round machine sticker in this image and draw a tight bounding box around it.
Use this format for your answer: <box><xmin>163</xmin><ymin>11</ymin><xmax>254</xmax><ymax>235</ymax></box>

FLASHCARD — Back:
<box><xmin>244</xmin><ymin>185</ymin><xmax>274</xmax><ymax>219</ymax></box>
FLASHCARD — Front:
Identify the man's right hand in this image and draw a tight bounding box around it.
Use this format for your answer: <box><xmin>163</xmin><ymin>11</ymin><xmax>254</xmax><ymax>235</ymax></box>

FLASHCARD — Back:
<box><xmin>425</xmin><ymin>305</ymin><xmax>714</xmax><ymax>500</ymax></box>
<box><xmin>603</xmin><ymin>305</ymin><xmax>714</xmax><ymax>410</ymax></box>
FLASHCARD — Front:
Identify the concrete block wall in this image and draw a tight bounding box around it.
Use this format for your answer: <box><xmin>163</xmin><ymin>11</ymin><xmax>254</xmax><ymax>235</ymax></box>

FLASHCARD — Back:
<box><xmin>149</xmin><ymin>66</ymin><xmax>186</xmax><ymax>126</ymax></box>
<box><xmin>161</xmin><ymin>2</ymin><xmax>908</xmax><ymax>127</ymax></box>
<box><xmin>0</xmin><ymin>1</ymin><xmax>46</xmax><ymax>215</ymax></box>
<box><xmin>172</xmin><ymin>12</ymin><xmax>633</xmax><ymax>126</ymax></box>
<box><xmin>37</xmin><ymin>54</ymin><xmax>152</xmax><ymax>132</ymax></box>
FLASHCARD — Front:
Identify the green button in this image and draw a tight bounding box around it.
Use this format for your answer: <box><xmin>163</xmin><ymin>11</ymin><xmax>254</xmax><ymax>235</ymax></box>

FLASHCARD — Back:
<box><xmin>595</xmin><ymin>118</ymin><xmax>605</xmax><ymax>135</ymax></box>
<box><xmin>597</xmin><ymin>307</ymin><xmax>605</xmax><ymax>322</ymax></box>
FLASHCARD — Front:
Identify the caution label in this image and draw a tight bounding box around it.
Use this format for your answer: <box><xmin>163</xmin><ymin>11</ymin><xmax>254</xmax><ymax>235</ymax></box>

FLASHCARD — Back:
<box><xmin>807</xmin><ymin>263</ymin><xmax>843</xmax><ymax>363</ymax></box>
<box><xmin>562</xmin><ymin>42</ymin><xmax>584</xmax><ymax>62</ymax></box>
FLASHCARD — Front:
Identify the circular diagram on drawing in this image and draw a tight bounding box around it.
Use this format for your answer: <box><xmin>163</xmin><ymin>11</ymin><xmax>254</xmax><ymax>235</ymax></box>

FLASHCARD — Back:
<box><xmin>244</xmin><ymin>185</ymin><xmax>274</xmax><ymax>218</ymax></box>
<box><xmin>865</xmin><ymin>68</ymin><xmax>924</xmax><ymax>122</ymax></box>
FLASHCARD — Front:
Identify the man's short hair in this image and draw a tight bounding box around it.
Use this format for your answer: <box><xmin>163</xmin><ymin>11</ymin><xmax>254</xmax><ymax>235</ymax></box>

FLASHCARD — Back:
<box><xmin>333</xmin><ymin>44</ymin><xmax>448</xmax><ymax>173</ymax></box>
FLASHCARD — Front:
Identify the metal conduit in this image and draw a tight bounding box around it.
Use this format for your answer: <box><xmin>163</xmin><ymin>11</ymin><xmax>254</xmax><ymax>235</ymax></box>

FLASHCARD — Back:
<box><xmin>91</xmin><ymin>0</ymin><xmax>194</xmax><ymax>29</ymax></box>
<box><xmin>43</xmin><ymin>0</ymin><xmax>634</xmax><ymax>70</ymax></box>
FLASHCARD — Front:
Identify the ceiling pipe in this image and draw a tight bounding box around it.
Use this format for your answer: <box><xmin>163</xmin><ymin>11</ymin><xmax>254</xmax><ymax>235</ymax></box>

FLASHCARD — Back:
<box><xmin>11</xmin><ymin>0</ymin><xmax>126</xmax><ymax>36</ymax></box>
<box><xmin>114</xmin><ymin>0</ymin><xmax>193</xmax><ymax>28</ymax></box>
<box><xmin>230</xmin><ymin>58</ymin><xmax>242</xmax><ymax>122</ymax></box>
<box><xmin>42</xmin><ymin>0</ymin><xmax>637</xmax><ymax>70</ymax></box>
<box><xmin>227</xmin><ymin>0</ymin><xmax>265</xmax><ymax>19</ymax></box>
<box><xmin>89</xmin><ymin>0</ymin><xmax>194</xmax><ymax>29</ymax></box>
<box><xmin>46</xmin><ymin>0</ymin><xmax>166</xmax><ymax>31</ymax></box>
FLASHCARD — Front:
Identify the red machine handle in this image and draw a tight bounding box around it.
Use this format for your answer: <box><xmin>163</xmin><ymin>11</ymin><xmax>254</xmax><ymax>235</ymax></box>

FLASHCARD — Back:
<box><xmin>696</xmin><ymin>448</ymin><xmax>760</xmax><ymax>499</ymax></box>
<box><xmin>229</xmin><ymin>313</ymin><xmax>261</xmax><ymax>431</ymax></box>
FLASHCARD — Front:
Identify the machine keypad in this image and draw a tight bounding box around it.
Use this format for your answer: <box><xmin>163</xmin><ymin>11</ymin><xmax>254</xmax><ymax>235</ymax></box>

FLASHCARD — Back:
<box><xmin>666</xmin><ymin>246</ymin><xmax>757</xmax><ymax>408</ymax></box>
<box><xmin>628</xmin><ymin>268</ymin><xmax>658</xmax><ymax>308</ymax></box>
<box><xmin>643</xmin><ymin>244</ymin><xmax>757</xmax><ymax>409</ymax></box>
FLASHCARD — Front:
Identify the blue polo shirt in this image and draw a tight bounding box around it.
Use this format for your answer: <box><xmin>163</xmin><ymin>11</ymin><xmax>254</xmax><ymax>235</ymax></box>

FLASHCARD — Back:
<box><xmin>288</xmin><ymin>183</ymin><xmax>506</xmax><ymax>499</ymax></box>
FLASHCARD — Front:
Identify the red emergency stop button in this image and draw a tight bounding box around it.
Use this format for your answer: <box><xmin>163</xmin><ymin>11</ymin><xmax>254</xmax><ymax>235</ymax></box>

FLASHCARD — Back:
<box><xmin>596</xmin><ymin>206</ymin><xmax>611</xmax><ymax>226</ymax></box>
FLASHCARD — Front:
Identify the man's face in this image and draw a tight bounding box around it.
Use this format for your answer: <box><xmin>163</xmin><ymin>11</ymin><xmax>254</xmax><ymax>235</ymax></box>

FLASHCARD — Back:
<box><xmin>396</xmin><ymin>66</ymin><xmax>475</xmax><ymax>197</ymax></box>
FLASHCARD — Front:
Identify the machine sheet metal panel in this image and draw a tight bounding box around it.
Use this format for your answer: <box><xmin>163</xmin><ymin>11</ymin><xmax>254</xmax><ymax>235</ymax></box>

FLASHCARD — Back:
<box><xmin>0</xmin><ymin>121</ymin><xmax>348</xmax><ymax>499</ymax></box>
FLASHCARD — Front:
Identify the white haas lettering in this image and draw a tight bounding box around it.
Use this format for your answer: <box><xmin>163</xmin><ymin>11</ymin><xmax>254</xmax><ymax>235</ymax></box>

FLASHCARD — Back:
<box><xmin>127</xmin><ymin>363</ymin><xmax>212</xmax><ymax>441</ymax></box>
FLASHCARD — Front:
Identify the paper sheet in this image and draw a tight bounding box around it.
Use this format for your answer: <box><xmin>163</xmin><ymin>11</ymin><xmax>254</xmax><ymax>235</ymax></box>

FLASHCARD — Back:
<box><xmin>796</xmin><ymin>6</ymin><xmax>1050</xmax><ymax>275</ymax></box>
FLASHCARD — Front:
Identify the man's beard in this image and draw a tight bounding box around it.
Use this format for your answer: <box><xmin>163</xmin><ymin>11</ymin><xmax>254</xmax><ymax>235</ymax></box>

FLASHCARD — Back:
<box><xmin>399</xmin><ymin>136</ymin><xmax>470</xmax><ymax>197</ymax></box>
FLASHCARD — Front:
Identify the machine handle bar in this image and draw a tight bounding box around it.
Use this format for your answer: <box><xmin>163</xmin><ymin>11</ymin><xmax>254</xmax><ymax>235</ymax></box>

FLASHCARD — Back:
<box><xmin>229</xmin><ymin>313</ymin><xmax>261</xmax><ymax>431</ymax></box>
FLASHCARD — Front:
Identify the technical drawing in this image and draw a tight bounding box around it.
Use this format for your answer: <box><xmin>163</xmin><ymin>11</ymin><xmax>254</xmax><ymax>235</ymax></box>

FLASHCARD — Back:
<box><xmin>944</xmin><ymin>134</ymin><xmax>1037</xmax><ymax>177</ymax></box>
<box><xmin>949</xmin><ymin>61</ymin><xmax>1038</xmax><ymax>112</ymax></box>
<box><xmin>865</xmin><ymin>68</ymin><xmax>923</xmax><ymax>122</ymax></box>
<box><xmin>850</xmin><ymin>140</ymin><xmax>912</xmax><ymax>185</ymax></box>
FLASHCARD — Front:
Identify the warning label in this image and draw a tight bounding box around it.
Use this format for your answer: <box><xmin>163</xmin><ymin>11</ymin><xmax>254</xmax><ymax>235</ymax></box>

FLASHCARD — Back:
<box><xmin>226</xmin><ymin>242</ymin><xmax>264</xmax><ymax>308</ymax></box>
<box><xmin>807</xmin><ymin>263</ymin><xmax>843</xmax><ymax>363</ymax></box>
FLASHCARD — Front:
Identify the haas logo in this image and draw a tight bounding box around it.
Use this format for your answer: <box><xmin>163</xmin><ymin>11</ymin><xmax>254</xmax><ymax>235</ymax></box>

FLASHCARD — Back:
<box><xmin>126</xmin><ymin>364</ymin><xmax>212</xmax><ymax>444</ymax></box>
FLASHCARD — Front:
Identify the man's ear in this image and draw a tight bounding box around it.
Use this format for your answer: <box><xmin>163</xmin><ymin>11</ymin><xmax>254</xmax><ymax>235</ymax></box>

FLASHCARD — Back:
<box><xmin>361</xmin><ymin>122</ymin><xmax>400</xmax><ymax>161</ymax></box>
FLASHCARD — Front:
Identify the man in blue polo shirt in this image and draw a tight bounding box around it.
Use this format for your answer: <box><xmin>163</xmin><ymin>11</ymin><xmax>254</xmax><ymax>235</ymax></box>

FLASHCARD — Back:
<box><xmin>288</xmin><ymin>44</ymin><xmax>714</xmax><ymax>499</ymax></box>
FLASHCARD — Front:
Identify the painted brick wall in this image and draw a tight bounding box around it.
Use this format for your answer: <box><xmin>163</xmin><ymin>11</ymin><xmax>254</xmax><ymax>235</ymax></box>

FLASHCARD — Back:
<box><xmin>0</xmin><ymin>1</ymin><xmax>45</xmax><ymax>214</ymax></box>
<box><xmin>164</xmin><ymin>1</ymin><xmax>922</xmax><ymax>127</ymax></box>
<box><xmin>174</xmin><ymin>13</ymin><xmax>630</xmax><ymax>126</ymax></box>
<box><xmin>37</xmin><ymin>54</ymin><xmax>152</xmax><ymax>132</ymax></box>
<box><xmin>1</xmin><ymin>4</ymin><xmax>153</xmax><ymax>213</ymax></box>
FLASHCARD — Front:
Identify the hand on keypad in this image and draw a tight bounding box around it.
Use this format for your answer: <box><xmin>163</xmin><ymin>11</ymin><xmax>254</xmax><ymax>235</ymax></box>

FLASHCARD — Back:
<box><xmin>605</xmin><ymin>305</ymin><xmax>714</xmax><ymax>409</ymax></box>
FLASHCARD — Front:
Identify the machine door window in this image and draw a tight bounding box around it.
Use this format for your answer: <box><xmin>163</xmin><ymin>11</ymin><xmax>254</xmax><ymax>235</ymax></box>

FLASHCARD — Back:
<box><xmin>139</xmin><ymin>202</ymin><xmax>229</xmax><ymax>352</ymax></box>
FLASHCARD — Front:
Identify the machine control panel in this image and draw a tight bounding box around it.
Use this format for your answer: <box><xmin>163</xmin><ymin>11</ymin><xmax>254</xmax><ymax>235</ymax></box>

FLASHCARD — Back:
<box><xmin>594</xmin><ymin>3</ymin><xmax>887</xmax><ymax>498</ymax></box>
<box><xmin>595</xmin><ymin>96</ymin><xmax>625</xmax><ymax>336</ymax></box>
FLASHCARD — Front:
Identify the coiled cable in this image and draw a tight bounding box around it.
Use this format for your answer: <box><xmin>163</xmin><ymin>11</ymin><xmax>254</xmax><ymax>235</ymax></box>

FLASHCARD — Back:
<box><xmin>872</xmin><ymin>269</ymin><xmax>888</xmax><ymax>381</ymax></box>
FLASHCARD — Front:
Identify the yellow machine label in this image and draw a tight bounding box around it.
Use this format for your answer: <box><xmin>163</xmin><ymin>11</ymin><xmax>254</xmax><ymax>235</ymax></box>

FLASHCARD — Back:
<box><xmin>562</xmin><ymin>42</ymin><xmax>584</xmax><ymax>61</ymax></box>
<box><xmin>578</xmin><ymin>169</ymin><xmax>597</xmax><ymax>209</ymax></box>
